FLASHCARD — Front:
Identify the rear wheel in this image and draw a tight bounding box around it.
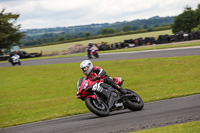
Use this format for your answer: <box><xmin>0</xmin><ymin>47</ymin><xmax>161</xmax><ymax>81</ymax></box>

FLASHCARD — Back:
<box><xmin>124</xmin><ymin>89</ymin><xmax>144</xmax><ymax>111</ymax></box>
<box><xmin>85</xmin><ymin>97</ymin><xmax>109</xmax><ymax>117</ymax></box>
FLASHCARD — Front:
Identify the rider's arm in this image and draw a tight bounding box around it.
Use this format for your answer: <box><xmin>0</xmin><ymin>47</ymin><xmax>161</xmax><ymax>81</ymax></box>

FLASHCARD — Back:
<box><xmin>93</xmin><ymin>66</ymin><xmax>106</xmax><ymax>80</ymax></box>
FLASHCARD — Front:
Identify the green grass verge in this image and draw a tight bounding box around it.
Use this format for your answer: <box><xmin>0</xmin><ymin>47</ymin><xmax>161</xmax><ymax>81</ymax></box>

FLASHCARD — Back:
<box><xmin>0</xmin><ymin>55</ymin><xmax>200</xmax><ymax>128</ymax></box>
<box><xmin>131</xmin><ymin>120</ymin><xmax>200</xmax><ymax>133</ymax></box>
<box><xmin>21</xmin><ymin>30</ymin><xmax>172</xmax><ymax>53</ymax></box>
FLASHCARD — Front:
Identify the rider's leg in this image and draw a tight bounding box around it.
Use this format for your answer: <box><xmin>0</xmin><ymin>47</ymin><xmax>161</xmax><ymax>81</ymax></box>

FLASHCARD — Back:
<box><xmin>100</xmin><ymin>83</ymin><xmax>120</xmax><ymax>109</ymax></box>
<box><xmin>104</xmin><ymin>76</ymin><xmax>127</xmax><ymax>94</ymax></box>
<box><xmin>87</xmin><ymin>50</ymin><xmax>91</xmax><ymax>58</ymax></box>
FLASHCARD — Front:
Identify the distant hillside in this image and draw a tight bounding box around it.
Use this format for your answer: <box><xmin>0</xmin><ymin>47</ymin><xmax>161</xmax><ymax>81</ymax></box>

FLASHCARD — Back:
<box><xmin>21</xmin><ymin>16</ymin><xmax>174</xmax><ymax>46</ymax></box>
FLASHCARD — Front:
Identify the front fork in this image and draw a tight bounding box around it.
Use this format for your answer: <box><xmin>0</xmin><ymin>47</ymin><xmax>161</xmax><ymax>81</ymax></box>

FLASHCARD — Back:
<box><xmin>94</xmin><ymin>92</ymin><xmax>102</xmax><ymax>104</ymax></box>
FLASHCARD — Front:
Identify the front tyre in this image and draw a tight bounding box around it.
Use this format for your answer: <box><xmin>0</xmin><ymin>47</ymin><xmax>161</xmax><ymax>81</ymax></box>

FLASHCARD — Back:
<box><xmin>94</xmin><ymin>53</ymin><xmax>99</xmax><ymax>58</ymax></box>
<box><xmin>88</xmin><ymin>55</ymin><xmax>92</xmax><ymax>59</ymax></box>
<box><xmin>124</xmin><ymin>89</ymin><xmax>144</xmax><ymax>111</ymax></box>
<box><xmin>85</xmin><ymin>97</ymin><xmax>110</xmax><ymax>117</ymax></box>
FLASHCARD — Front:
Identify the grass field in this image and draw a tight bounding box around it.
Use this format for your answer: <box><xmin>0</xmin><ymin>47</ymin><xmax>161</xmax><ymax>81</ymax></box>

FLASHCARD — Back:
<box><xmin>21</xmin><ymin>30</ymin><xmax>172</xmax><ymax>53</ymax></box>
<box><xmin>0</xmin><ymin>55</ymin><xmax>200</xmax><ymax>128</ymax></box>
<box><xmin>131</xmin><ymin>121</ymin><xmax>200</xmax><ymax>133</ymax></box>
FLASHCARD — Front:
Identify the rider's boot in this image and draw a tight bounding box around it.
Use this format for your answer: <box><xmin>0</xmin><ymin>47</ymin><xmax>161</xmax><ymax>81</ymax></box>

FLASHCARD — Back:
<box><xmin>116</xmin><ymin>85</ymin><xmax>127</xmax><ymax>94</ymax></box>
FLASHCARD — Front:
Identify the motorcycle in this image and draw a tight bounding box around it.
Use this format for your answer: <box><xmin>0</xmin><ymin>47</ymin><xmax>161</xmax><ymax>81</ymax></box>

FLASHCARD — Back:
<box><xmin>76</xmin><ymin>76</ymin><xmax>144</xmax><ymax>117</ymax></box>
<box><xmin>8</xmin><ymin>54</ymin><xmax>21</xmax><ymax>66</ymax></box>
<box><xmin>88</xmin><ymin>45</ymin><xmax>99</xmax><ymax>59</ymax></box>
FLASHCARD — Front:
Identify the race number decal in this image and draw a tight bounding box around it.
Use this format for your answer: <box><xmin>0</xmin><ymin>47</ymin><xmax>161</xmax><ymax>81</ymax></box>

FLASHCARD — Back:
<box><xmin>92</xmin><ymin>83</ymin><xmax>103</xmax><ymax>92</ymax></box>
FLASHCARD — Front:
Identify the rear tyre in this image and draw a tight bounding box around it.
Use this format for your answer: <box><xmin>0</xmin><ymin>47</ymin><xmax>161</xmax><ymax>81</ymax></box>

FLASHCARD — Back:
<box><xmin>124</xmin><ymin>89</ymin><xmax>144</xmax><ymax>111</ymax></box>
<box><xmin>85</xmin><ymin>97</ymin><xmax>109</xmax><ymax>117</ymax></box>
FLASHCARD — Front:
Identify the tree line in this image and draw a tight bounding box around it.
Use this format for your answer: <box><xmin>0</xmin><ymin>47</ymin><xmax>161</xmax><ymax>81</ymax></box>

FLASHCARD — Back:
<box><xmin>21</xmin><ymin>16</ymin><xmax>174</xmax><ymax>47</ymax></box>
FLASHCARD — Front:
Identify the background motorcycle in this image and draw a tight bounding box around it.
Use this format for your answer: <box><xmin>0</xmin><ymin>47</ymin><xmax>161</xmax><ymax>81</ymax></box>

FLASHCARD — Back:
<box><xmin>76</xmin><ymin>76</ymin><xmax>144</xmax><ymax>117</ymax></box>
<box><xmin>88</xmin><ymin>45</ymin><xmax>99</xmax><ymax>59</ymax></box>
<box><xmin>8</xmin><ymin>54</ymin><xmax>21</xmax><ymax>66</ymax></box>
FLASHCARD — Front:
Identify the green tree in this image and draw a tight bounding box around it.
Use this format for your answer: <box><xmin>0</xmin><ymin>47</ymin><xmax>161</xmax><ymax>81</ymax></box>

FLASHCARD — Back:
<box><xmin>58</xmin><ymin>36</ymin><xmax>65</xmax><ymax>41</ymax></box>
<box><xmin>101</xmin><ymin>28</ymin><xmax>115</xmax><ymax>35</ymax></box>
<box><xmin>85</xmin><ymin>32</ymin><xmax>90</xmax><ymax>37</ymax></box>
<box><xmin>143</xmin><ymin>24</ymin><xmax>149</xmax><ymax>29</ymax></box>
<box><xmin>122</xmin><ymin>25</ymin><xmax>132</xmax><ymax>32</ymax></box>
<box><xmin>172</xmin><ymin>5</ymin><xmax>199</xmax><ymax>33</ymax></box>
<box><xmin>132</xmin><ymin>25</ymin><xmax>139</xmax><ymax>31</ymax></box>
<box><xmin>0</xmin><ymin>9</ymin><xmax>24</xmax><ymax>50</ymax></box>
<box><xmin>147</xmin><ymin>28</ymin><xmax>153</xmax><ymax>32</ymax></box>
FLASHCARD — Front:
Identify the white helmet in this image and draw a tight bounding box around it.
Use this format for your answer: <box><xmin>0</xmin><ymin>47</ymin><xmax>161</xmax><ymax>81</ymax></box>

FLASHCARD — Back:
<box><xmin>80</xmin><ymin>60</ymin><xmax>93</xmax><ymax>75</ymax></box>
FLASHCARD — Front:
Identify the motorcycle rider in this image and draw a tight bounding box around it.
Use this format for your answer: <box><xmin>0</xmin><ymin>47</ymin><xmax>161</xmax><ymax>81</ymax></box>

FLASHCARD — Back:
<box><xmin>9</xmin><ymin>51</ymin><xmax>19</xmax><ymax>62</ymax></box>
<box><xmin>8</xmin><ymin>52</ymin><xmax>21</xmax><ymax>66</ymax></box>
<box><xmin>87</xmin><ymin>42</ymin><xmax>94</xmax><ymax>58</ymax></box>
<box><xmin>80</xmin><ymin>60</ymin><xmax>127</xmax><ymax>94</ymax></box>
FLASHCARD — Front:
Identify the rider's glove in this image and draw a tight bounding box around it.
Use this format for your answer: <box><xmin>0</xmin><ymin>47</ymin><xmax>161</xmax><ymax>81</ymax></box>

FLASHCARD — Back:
<box><xmin>96</xmin><ymin>76</ymin><xmax>100</xmax><ymax>80</ymax></box>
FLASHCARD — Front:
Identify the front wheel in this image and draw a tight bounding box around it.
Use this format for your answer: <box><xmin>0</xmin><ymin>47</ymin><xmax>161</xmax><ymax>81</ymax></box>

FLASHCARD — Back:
<box><xmin>85</xmin><ymin>97</ymin><xmax>110</xmax><ymax>117</ymax></box>
<box><xmin>88</xmin><ymin>54</ymin><xmax>92</xmax><ymax>59</ymax></box>
<box><xmin>124</xmin><ymin>89</ymin><xmax>144</xmax><ymax>111</ymax></box>
<box><xmin>94</xmin><ymin>53</ymin><xmax>99</xmax><ymax>58</ymax></box>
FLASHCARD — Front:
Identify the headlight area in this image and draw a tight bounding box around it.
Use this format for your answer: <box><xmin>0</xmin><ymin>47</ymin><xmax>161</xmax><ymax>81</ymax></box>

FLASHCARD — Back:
<box><xmin>82</xmin><ymin>82</ymin><xmax>88</xmax><ymax>92</ymax></box>
<box><xmin>76</xmin><ymin>93</ymin><xmax>82</xmax><ymax>99</ymax></box>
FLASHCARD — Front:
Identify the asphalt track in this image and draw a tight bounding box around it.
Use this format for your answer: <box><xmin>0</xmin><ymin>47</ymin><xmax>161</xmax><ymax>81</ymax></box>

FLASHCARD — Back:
<box><xmin>0</xmin><ymin>46</ymin><xmax>200</xmax><ymax>133</ymax></box>
<box><xmin>0</xmin><ymin>94</ymin><xmax>200</xmax><ymax>133</ymax></box>
<box><xmin>0</xmin><ymin>46</ymin><xmax>200</xmax><ymax>67</ymax></box>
